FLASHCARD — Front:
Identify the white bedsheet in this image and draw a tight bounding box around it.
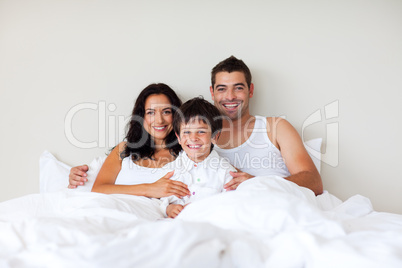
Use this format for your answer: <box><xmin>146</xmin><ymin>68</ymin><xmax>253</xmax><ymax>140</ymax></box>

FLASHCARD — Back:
<box><xmin>1</xmin><ymin>176</ymin><xmax>402</xmax><ymax>267</ymax></box>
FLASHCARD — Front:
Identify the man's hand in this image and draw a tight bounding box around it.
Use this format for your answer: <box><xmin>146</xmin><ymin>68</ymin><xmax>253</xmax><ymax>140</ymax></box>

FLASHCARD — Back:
<box><xmin>68</xmin><ymin>165</ymin><xmax>89</xmax><ymax>188</ymax></box>
<box><xmin>166</xmin><ymin>204</ymin><xmax>184</xmax><ymax>218</ymax></box>
<box><xmin>224</xmin><ymin>171</ymin><xmax>254</xmax><ymax>191</ymax></box>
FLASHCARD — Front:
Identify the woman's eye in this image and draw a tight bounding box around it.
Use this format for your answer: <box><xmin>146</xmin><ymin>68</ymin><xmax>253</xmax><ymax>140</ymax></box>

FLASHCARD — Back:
<box><xmin>146</xmin><ymin>111</ymin><xmax>154</xmax><ymax>115</ymax></box>
<box><xmin>163</xmin><ymin>110</ymin><xmax>172</xmax><ymax>115</ymax></box>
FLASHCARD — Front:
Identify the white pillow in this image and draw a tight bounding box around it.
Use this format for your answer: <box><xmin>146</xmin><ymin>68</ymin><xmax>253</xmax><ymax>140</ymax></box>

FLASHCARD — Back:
<box><xmin>304</xmin><ymin>138</ymin><xmax>322</xmax><ymax>173</ymax></box>
<box><xmin>39</xmin><ymin>139</ymin><xmax>322</xmax><ymax>193</ymax></box>
<box><xmin>39</xmin><ymin>151</ymin><xmax>106</xmax><ymax>193</ymax></box>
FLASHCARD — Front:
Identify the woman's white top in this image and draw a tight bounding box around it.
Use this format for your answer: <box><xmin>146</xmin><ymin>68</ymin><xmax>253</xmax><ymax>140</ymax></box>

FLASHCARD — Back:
<box><xmin>114</xmin><ymin>156</ymin><xmax>172</xmax><ymax>185</ymax></box>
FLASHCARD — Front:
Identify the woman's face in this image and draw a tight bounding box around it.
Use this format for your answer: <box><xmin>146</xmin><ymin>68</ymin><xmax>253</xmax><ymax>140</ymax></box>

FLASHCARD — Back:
<box><xmin>143</xmin><ymin>94</ymin><xmax>174</xmax><ymax>145</ymax></box>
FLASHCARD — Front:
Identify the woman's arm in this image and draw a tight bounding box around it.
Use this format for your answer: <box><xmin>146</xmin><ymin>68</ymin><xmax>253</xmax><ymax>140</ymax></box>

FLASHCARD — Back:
<box><xmin>91</xmin><ymin>142</ymin><xmax>190</xmax><ymax>198</ymax></box>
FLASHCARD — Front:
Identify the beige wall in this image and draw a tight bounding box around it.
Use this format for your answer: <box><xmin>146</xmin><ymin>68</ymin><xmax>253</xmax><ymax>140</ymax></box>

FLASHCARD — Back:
<box><xmin>1</xmin><ymin>0</ymin><xmax>401</xmax><ymax>213</ymax></box>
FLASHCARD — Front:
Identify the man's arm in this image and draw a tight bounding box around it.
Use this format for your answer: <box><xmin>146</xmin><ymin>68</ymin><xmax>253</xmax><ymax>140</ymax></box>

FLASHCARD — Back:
<box><xmin>272</xmin><ymin>117</ymin><xmax>323</xmax><ymax>196</ymax></box>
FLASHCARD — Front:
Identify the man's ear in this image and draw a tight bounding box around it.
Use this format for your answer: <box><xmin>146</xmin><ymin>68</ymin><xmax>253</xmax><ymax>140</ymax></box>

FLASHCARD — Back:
<box><xmin>249</xmin><ymin>83</ymin><xmax>254</xmax><ymax>98</ymax></box>
<box><xmin>209</xmin><ymin>86</ymin><xmax>215</xmax><ymax>101</ymax></box>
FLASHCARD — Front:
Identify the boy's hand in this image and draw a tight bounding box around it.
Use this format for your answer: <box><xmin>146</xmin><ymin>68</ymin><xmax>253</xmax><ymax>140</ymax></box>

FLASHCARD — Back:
<box><xmin>166</xmin><ymin>204</ymin><xmax>184</xmax><ymax>218</ymax></box>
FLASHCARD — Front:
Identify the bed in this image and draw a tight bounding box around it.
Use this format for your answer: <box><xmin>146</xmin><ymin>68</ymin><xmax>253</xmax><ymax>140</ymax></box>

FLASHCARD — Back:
<box><xmin>1</xmin><ymin>146</ymin><xmax>402</xmax><ymax>267</ymax></box>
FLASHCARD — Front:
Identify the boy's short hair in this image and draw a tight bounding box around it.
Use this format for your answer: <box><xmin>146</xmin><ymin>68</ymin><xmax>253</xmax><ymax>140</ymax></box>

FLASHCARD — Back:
<box><xmin>173</xmin><ymin>97</ymin><xmax>222</xmax><ymax>139</ymax></box>
<box><xmin>211</xmin><ymin>55</ymin><xmax>252</xmax><ymax>89</ymax></box>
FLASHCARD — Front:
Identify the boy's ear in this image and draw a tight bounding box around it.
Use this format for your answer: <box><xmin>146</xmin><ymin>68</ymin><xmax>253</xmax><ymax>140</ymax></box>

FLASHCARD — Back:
<box><xmin>212</xmin><ymin>131</ymin><xmax>221</xmax><ymax>144</ymax></box>
<box><xmin>175</xmin><ymin>132</ymin><xmax>181</xmax><ymax>143</ymax></box>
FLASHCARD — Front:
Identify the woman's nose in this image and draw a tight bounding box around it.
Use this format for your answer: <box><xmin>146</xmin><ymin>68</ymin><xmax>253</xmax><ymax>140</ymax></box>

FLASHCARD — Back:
<box><xmin>155</xmin><ymin>112</ymin><xmax>164</xmax><ymax>123</ymax></box>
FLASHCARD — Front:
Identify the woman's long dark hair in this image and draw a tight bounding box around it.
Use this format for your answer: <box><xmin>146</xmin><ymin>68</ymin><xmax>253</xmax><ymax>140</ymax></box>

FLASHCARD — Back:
<box><xmin>121</xmin><ymin>83</ymin><xmax>182</xmax><ymax>160</ymax></box>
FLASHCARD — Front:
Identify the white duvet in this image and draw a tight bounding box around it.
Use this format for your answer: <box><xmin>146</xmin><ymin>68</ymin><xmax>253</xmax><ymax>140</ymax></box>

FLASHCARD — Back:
<box><xmin>1</xmin><ymin>176</ymin><xmax>402</xmax><ymax>268</ymax></box>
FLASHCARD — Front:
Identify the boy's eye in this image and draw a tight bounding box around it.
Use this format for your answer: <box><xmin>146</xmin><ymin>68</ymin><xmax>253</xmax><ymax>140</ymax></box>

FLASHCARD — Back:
<box><xmin>198</xmin><ymin>131</ymin><xmax>206</xmax><ymax>134</ymax></box>
<box><xmin>183</xmin><ymin>131</ymin><xmax>190</xmax><ymax>135</ymax></box>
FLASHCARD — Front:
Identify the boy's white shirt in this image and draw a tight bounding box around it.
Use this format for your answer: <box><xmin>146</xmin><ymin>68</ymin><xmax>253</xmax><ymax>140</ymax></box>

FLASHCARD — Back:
<box><xmin>159</xmin><ymin>149</ymin><xmax>236</xmax><ymax>216</ymax></box>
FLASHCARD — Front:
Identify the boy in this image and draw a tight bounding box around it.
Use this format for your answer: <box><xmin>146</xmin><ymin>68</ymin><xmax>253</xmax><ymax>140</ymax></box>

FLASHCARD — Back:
<box><xmin>161</xmin><ymin>97</ymin><xmax>236</xmax><ymax>218</ymax></box>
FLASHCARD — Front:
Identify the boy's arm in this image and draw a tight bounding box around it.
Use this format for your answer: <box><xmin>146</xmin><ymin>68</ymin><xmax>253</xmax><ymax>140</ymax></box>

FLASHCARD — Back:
<box><xmin>166</xmin><ymin>204</ymin><xmax>184</xmax><ymax>218</ymax></box>
<box><xmin>160</xmin><ymin>194</ymin><xmax>185</xmax><ymax>217</ymax></box>
<box><xmin>159</xmin><ymin>171</ymin><xmax>188</xmax><ymax>216</ymax></box>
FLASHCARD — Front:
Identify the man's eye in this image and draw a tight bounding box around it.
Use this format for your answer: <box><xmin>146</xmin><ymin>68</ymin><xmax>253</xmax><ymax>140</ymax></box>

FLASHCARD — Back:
<box><xmin>216</xmin><ymin>87</ymin><xmax>225</xmax><ymax>92</ymax></box>
<box><xmin>235</xmin><ymin>87</ymin><xmax>244</xmax><ymax>90</ymax></box>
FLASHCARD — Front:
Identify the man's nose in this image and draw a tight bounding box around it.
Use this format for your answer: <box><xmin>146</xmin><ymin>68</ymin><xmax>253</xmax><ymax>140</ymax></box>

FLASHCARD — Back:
<box><xmin>225</xmin><ymin>89</ymin><xmax>235</xmax><ymax>100</ymax></box>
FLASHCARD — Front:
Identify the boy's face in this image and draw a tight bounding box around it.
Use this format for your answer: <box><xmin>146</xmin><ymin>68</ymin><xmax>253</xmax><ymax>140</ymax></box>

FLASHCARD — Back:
<box><xmin>176</xmin><ymin>119</ymin><xmax>217</xmax><ymax>163</ymax></box>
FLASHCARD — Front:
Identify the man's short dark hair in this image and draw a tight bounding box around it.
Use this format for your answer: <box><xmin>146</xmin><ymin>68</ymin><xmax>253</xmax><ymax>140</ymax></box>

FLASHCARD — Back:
<box><xmin>173</xmin><ymin>97</ymin><xmax>222</xmax><ymax>144</ymax></box>
<box><xmin>211</xmin><ymin>55</ymin><xmax>252</xmax><ymax>89</ymax></box>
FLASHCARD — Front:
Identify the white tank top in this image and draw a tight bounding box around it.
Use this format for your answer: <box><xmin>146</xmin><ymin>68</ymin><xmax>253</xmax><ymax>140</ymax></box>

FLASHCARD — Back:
<box><xmin>115</xmin><ymin>157</ymin><xmax>173</xmax><ymax>185</ymax></box>
<box><xmin>214</xmin><ymin>115</ymin><xmax>291</xmax><ymax>177</ymax></box>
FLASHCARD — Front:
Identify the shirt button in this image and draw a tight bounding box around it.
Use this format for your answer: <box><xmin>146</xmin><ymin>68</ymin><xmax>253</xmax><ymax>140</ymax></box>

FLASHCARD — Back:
<box><xmin>197</xmin><ymin>178</ymin><xmax>201</xmax><ymax>182</ymax></box>
<box><xmin>194</xmin><ymin>164</ymin><xmax>197</xmax><ymax>167</ymax></box>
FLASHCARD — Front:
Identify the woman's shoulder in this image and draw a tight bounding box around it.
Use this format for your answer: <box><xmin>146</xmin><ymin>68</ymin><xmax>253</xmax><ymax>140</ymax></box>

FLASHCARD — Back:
<box><xmin>117</xmin><ymin>141</ymin><xmax>127</xmax><ymax>151</ymax></box>
<box><xmin>163</xmin><ymin>151</ymin><xmax>183</xmax><ymax>169</ymax></box>
<box><xmin>110</xmin><ymin>141</ymin><xmax>127</xmax><ymax>160</ymax></box>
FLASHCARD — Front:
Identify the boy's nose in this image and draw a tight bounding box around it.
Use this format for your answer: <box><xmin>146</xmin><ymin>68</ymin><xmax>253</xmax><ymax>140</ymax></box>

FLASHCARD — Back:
<box><xmin>189</xmin><ymin>133</ymin><xmax>199</xmax><ymax>141</ymax></box>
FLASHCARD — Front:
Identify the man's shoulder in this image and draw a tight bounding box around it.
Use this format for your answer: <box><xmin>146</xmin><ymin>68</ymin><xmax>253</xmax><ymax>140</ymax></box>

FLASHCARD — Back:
<box><xmin>262</xmin><ymin>116</ymin><xmax>293</xmax><ymax>131</ymax></box>
<box><xmin>263</xmin><ymin>116</ymin><xmax>287</xmax><ymax>124</ymax></box>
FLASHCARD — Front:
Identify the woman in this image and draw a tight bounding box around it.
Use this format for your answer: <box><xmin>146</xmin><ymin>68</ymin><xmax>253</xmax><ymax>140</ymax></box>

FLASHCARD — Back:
<box><xmin>69</xmin><ymin>83</ymin><xmax>190</xmax><ymax>198</ymax></box>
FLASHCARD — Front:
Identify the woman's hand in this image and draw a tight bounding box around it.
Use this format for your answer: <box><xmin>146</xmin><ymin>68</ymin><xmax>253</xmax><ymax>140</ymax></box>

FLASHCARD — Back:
<box><xmin>166</xmin><ymin>204</ymin><xmax>184</xmax><ymax>218</ymax></box>
<box><xmin>68</xmin><ymin>165</ymin><xmax>89</xmax><ymax>188</ymax></box>
<box><xmin>148</xmin><ymin>171</ymin><xmax>190</xmax><ymax>198</ymax></box>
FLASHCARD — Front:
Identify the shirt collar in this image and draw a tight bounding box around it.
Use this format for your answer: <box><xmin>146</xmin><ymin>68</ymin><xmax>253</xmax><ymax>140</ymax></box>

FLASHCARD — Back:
<box><xmin>179</xmin><ymin>150</ymin><xmax>220</xmax><ymax>173</ymax></box>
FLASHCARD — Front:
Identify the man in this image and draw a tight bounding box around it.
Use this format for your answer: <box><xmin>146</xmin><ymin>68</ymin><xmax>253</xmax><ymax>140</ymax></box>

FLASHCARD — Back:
<box><xmin>210</xmin><ymin>56</ymin><xmax>323</xmax><ymax>195</ymax></box>
<box><xmin>69</xmin><ymin>56</ymin><xmax>323</xmax><ymax>195</ymax></box>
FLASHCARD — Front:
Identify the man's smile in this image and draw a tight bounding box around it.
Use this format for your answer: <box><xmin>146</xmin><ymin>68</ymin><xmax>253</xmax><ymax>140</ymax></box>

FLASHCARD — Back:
<box><xmin>222</xmin><ymin>102</ymin><xmax>241</xmax><ymax>110</ymax></box>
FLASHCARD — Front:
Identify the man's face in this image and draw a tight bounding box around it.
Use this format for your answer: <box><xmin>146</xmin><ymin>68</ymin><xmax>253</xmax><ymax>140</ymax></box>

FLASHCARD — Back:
<box><xmin>210</xmin><ymin>71</ymin><xmax>254</xmax><ymax>121</ymax></box>
<box><xmin>176</xmin><ymin>119</ymin><xmax>216</xmax><ymax>163</ymax></box>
